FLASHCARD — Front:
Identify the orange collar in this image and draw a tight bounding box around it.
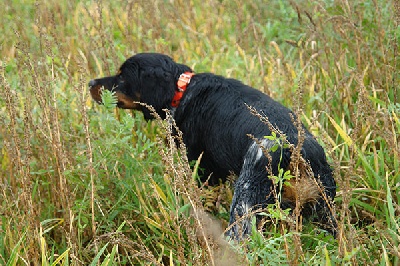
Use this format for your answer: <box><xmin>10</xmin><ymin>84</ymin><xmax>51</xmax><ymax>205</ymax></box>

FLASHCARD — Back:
<box><xmin>171</xmin><ymin>72</ymin><xmax>194</xmax><ymax>107</ymax></box>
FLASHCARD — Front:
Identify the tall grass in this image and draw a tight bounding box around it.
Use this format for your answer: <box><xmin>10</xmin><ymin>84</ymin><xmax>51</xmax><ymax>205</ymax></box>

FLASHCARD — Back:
<box><xmin>0</xmin><ymin>0</ymin><xmax>399</xmax><ymax>265</ymax></box>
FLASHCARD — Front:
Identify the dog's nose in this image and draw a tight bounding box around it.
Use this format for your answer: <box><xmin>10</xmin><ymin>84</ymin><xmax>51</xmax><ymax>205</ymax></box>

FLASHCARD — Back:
<box><xmin>88</xmin><ymin>79</ymin><xmax>96</xmax><ymax>87</ymax></box>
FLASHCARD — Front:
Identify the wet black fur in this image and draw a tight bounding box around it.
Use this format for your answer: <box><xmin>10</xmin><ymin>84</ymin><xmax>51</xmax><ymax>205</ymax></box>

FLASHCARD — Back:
<box><xmin>89</xmin><ymin>53</ymin><xmax>337</xmax><ymax>238</ymax></box>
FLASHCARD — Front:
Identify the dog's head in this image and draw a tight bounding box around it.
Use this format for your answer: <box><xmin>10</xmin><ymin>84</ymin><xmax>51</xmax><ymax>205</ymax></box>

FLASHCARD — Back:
<box><xmin>89</xmin><ymin>53</ymin><xmax>192</xmax><ymax>119</ymax></box>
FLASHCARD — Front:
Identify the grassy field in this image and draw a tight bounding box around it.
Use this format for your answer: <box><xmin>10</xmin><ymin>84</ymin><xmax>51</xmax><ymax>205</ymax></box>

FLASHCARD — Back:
<box><xmin>0</xmin><ymin>0</ymin><xmax>399</xmax><ymax>265</ymax></box>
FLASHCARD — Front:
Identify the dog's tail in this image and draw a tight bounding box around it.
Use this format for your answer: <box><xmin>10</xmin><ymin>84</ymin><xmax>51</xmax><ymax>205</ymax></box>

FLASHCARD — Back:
<box><xmin>281</xmin><ymin>150</ymin><xmax>337</xmax><ymax>237</ymax></box>
<box><xmin>281</xmin><ymin>145</ymin><xmax>325</xmax><ymax>203</ymax></box>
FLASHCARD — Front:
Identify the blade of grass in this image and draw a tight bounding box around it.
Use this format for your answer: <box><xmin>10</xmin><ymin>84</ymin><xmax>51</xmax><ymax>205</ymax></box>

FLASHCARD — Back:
<box><xmin>90</xmin><ymin>243</ymin><xmax>109</xmax><ymax>266</ymax></box>
<box><xmin>6</xmin><ymin>231</ymin><xmax>26</xmax><ymax>266</ymax></box>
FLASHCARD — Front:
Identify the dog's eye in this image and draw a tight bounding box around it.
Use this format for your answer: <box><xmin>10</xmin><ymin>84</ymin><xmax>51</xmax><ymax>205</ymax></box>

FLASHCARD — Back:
<box><xmin>117</xmin><ymin>75</ymin><xmax>125</xmax><ymax>84</ymax></box>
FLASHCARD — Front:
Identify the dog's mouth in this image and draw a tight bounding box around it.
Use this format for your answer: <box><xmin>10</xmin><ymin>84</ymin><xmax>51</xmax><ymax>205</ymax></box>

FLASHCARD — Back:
<box><xmin>89</xmin><ymin>84</ymin><xmax>140</xmax><ymax>110</ymax></box>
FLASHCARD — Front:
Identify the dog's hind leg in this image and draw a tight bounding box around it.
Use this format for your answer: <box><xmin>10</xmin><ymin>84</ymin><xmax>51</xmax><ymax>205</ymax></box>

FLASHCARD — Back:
<box><xmin>227</xmin><ymin>140</ymin><xmax>275</xmax><ymax>239</ymax></box>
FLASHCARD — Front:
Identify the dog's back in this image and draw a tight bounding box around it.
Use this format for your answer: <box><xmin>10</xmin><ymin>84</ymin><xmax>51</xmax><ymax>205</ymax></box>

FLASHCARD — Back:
<box><xmin>173</xmin><ymin>73</ymin><xmax>337</xmax><ymax>237</ymax></box>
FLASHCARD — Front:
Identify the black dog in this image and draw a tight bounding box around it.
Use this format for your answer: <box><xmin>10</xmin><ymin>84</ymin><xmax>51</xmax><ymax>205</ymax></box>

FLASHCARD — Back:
<box><xmin>89</xmin><ymin>53</ymin><xmax>337</xmax><ymax>238</ymax></box>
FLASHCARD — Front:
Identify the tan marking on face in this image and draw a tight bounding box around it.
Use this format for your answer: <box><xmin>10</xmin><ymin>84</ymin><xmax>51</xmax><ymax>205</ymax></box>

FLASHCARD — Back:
<box><xmin>115</xmin><ymin>91</ymin><xmax>141</xmax><ymax>109</ymax></box>
<box><xmin>89</xmin><ymin>85</ymin><xmax>103</xmax><ymax>103</ymax></box>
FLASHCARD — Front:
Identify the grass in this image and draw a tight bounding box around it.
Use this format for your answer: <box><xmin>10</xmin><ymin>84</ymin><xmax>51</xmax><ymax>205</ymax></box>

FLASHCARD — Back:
<box><xmin>0</xmin><ymin>0</ymin><xmax>399</xmax><ymax>265</ymax></box>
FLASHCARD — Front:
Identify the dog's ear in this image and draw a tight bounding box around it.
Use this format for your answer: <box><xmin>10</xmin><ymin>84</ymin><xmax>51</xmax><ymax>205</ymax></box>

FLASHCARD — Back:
<box><xmin>139</xmin><ymin>66</ymin><xmax>176</xmax><ymax>120</ymax></box>
<box><xmin>138</xmin><ymin>62</ymin><xmax>192</xmax><ymax>120</ymax></box>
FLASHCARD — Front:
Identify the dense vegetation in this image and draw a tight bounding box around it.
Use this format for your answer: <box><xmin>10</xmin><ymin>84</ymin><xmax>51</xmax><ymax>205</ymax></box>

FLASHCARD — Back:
<box><xmin>1</xmin><ymin>0</ymin><xmax>399</xmax><ymax>265</ymax></box>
